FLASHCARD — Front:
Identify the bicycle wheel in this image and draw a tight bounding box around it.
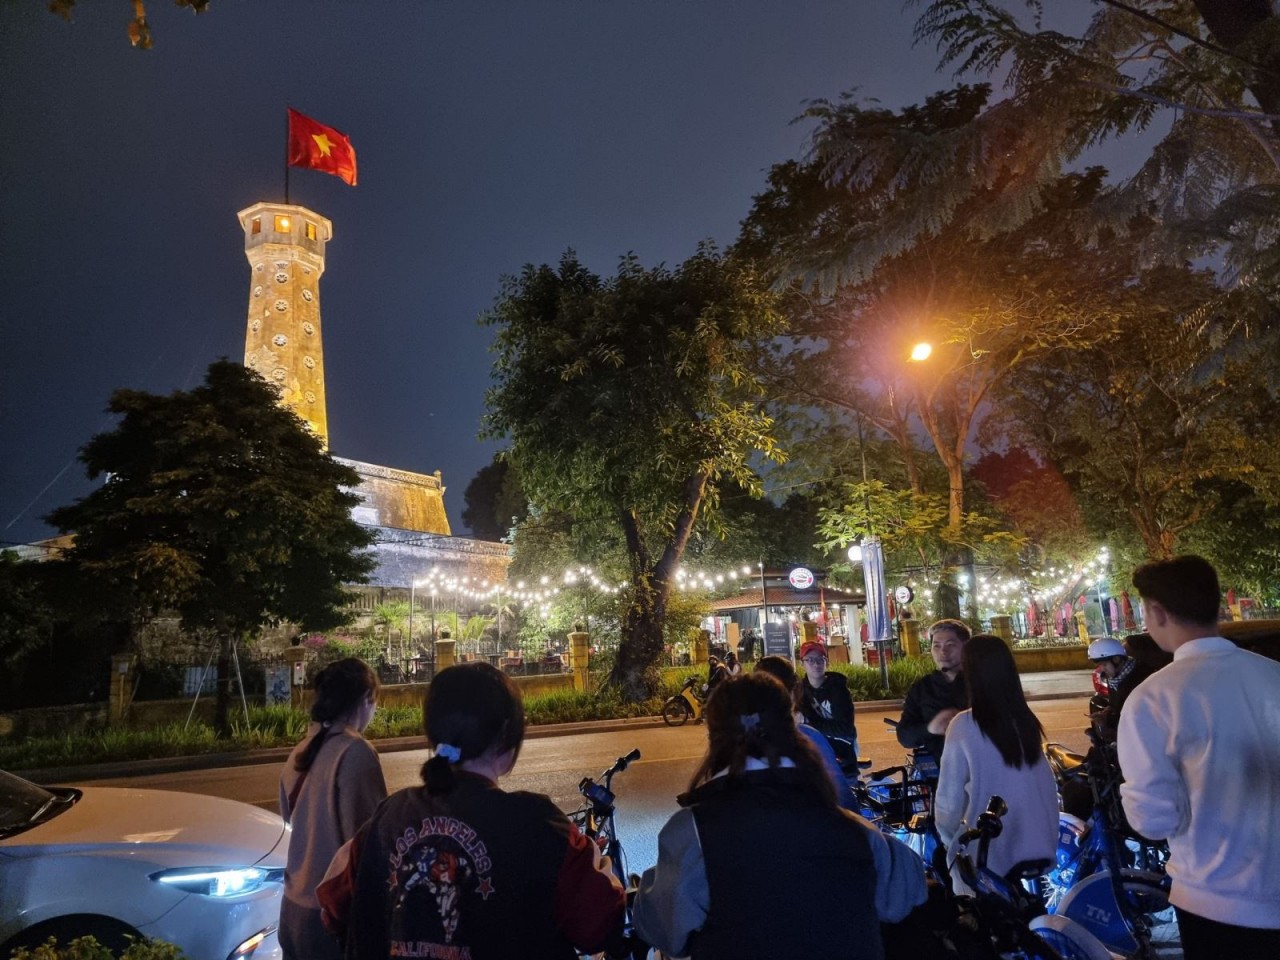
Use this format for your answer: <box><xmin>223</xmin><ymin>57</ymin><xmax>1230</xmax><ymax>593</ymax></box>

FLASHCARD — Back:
<box><xmin>661</xmin><ymin>698</ymin><xmax>691</xmax><ymax>727</ymax></box>
<box><xmin>1028</xmin><ymin>915</ymin><xmax>1112</xmax><ymax>960</ymax></box>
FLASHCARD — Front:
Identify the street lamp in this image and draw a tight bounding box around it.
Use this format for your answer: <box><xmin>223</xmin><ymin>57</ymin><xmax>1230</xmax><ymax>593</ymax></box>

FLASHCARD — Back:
<box><xmin>909</xmin><ymin>341</ymin><xmax>933</xmax><ymax>362</ymax></box>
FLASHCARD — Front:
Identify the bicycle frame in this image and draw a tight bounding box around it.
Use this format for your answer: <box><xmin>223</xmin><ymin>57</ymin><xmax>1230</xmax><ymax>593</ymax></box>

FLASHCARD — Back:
<box><xmin>1045</xmin><ymin>734</ymin><xmax>1172</xmax><ymax>958</ymax></box>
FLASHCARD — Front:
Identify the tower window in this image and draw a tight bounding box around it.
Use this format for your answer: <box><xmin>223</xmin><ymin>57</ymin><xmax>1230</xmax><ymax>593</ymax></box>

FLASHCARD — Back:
<box><xmin>251</xmin><ymin>218</ymin><xmax>261</xmax><ymax>235</ymax></box>
<box><xmin>306</xmin><ymin>221</ymin><xmax>317</xmax><ymax>241</ymax></box>
<box><xmin>274</xmin><ymin>215</ymin><xmax>291</xmax><ymax>233</ymax></box>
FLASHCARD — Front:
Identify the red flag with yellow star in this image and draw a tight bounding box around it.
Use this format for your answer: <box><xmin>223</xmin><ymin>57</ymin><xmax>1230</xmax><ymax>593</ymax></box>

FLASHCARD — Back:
<box><xmin>287</xmin><ymin>108</ymin><xmax>358</xmax><ymax>186</ymax></box>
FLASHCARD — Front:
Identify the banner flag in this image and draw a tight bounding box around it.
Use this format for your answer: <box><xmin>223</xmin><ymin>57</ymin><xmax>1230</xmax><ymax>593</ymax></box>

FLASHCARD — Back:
<box><xmin>287</xmin><ymin>108</ymin><xmax>357</xmax><ymax>186</ymax></box>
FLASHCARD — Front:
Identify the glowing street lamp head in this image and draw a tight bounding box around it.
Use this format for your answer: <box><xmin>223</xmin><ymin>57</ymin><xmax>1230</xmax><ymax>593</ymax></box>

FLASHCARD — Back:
<box><xmin>910</xmin><ymin>342</ymin><xmax>933</xmax><ymax>362</ymax></box>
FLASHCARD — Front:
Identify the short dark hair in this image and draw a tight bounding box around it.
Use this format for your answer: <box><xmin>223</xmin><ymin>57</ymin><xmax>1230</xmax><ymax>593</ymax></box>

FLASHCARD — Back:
<box><xmin>928</xmin><ymin>619</ymin><xmax>971</xmax><ymax>644</ymax></box>
<box><xmin>1132</xmin><ymin>555</ymin><xmax>1220</xmax><ymax>627</ymax></box>
<box><xmin>753</xmin><ymin>654</ymin><xmax>797</xmax><ymax>688</ymax></box>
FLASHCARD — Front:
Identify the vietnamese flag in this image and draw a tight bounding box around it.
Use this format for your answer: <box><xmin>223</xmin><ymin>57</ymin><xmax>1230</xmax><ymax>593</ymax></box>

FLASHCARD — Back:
<box><xmin>287</xmin><ymin>108</ymin><xmax>357</xmax><ymax>186</ymax></box>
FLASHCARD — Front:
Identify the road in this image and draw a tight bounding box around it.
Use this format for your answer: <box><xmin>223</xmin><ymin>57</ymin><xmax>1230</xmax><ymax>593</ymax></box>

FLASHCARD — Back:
<box><xmin>68</xmin><ymin>697</ymin><xmax>1095</xmax><ymax>877</ymax></box>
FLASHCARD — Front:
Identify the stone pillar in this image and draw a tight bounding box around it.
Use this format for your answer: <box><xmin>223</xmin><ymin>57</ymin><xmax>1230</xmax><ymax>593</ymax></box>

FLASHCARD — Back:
<box><xmin>990</xmin><ymin>615</ymin><xmax>1014</xmax><ymax>646</ymax></box>
<box><xmin>1074</xmin><ymin>611</ymin><xmax>1090</xmax><ymax>643</ymax></box>
<box><xmin>436</xmin><ymin>634</ymin><xmax>457</xmax><ymax>671</ymax></box>
<box><xmin>109</xmin><ymin>653</ymin><xmax>136</xmax><ymax>725</ymax></box>
<box><xmin>568</xmin><ymin>631</ymin><xmax>590</xmax><ymax>692</ymax></box>
<box><xmin>693</xmin><ymin>629</ymin><xmax>710</xmax><ymax>666</ymax></box>
<box><xmin>901</xmin><ymin>618</ymin><xmax>922</xmax><ymax>657</ymax></box>
<box><xmin>284</xmin><ymin>645</ymin><xmax>308</xmax><ymax>710</ymax></box>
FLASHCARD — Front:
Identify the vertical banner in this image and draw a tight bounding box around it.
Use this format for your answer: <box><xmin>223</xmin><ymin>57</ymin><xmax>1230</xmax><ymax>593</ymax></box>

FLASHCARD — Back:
<box><xmin>862</xmin><ymin>535</ymin><xmax>890</xmax><ymax>643</ymax></box>
<box><xmin>862</xmin><ymin>535</ymin><xmax>891</xmax><ymax>690</ymax></box>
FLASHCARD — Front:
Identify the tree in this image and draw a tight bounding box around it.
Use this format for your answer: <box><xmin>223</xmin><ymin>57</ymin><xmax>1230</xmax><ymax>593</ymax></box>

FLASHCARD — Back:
<box><xmin>461</xmin><ymin>455</ymin><xmax>527</xmax><ymax>542</ymax></box>
<box><xmin>47</xmin><ymin>360</ymin><xmax>375</xmax><ymax>733</ymax></box>
<box><xmin>482</xmin><ymin>247</ymin><xmax>786</xmax><ymax>698</ymax></box>
<box><xmin>46</xmin><ymin>0</ymin><xmax>211</xmax><ymax>49</ymax></box>
<box><xmin>739</xmin><ymin>101</ymin><xmax>1138</xmax><ymax>614</ymax></box>
<box><xmin>998</xmin><ymin>263</ymin><xmax>1280</xmax><ymax>560</ymax></box>
<box><xmin>807</xmin><ymin>2</ymin><xmax>1280</xmax><ymax>319</ymax></box>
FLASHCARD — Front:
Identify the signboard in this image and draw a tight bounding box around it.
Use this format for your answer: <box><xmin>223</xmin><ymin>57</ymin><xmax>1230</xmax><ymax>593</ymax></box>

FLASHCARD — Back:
<box><xmin>788</xmin><ymin>566</ymin><xmax>815</xmax><ymax>589</ymax></box>
<box><xmin>763</xmin><ymin>621</ymin><xmax>791</xmax><ymax>658</ymax></box>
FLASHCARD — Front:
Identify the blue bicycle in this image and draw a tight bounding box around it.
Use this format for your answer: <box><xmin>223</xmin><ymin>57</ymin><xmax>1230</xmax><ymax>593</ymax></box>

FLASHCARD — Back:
<box><xmin>1043</xmin><ymin>735</ymin><xmax>1178</xmax><ymax>958</ymax></box>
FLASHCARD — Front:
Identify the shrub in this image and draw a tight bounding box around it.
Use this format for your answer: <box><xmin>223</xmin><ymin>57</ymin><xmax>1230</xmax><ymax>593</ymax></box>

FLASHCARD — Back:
<box><xmin>10</xmin><ymin>935</ymin><xmax>186</xmax><ymax>960</ymax></box>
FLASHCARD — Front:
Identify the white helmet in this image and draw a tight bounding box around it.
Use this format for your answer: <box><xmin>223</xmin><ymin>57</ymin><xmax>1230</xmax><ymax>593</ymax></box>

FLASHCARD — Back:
<box><xmin>1088</xmin><ymin>637</ymin><xmax>1126</xmax><ymax>661</ymax></box>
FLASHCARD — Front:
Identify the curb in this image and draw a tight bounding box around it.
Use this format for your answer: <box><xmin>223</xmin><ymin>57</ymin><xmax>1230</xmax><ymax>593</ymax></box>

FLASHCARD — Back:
<box><xmin>21</xmin><ymin>688</ymin><xmax>1091</xmax><ymax>785</ymax></box>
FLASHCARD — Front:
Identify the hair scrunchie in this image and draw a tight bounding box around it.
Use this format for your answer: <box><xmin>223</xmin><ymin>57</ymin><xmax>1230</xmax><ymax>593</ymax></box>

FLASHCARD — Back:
<box><xmin>435</xmin><ymin>743</ymin><xmax>462</xmax><ymax>763</ymax></box>
<box><xmin>739</xmin><ymin>713</ymin><xmax>760</xmax><ymax>731</ymax></box>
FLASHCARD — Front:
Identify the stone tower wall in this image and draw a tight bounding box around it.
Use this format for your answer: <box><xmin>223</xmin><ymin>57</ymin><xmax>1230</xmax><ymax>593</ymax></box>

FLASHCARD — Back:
<box><xmin>237</xmin><ymin>202</ymin><xmax>332</xmax><ymax>445</ymax></box>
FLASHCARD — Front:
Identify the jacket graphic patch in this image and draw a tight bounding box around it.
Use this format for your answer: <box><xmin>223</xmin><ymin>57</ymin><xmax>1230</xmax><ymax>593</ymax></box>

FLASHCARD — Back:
<box><xmin>387</xmin><ymin>816</ymin><xmax>495</xmax><ymax>951</ymax></box>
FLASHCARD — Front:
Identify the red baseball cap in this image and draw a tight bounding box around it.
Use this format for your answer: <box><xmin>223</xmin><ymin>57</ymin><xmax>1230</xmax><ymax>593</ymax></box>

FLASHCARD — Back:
<box><xmin>798</xmin><ymin>641</ymin><xmax>827</xmax><ymax>662</ymax></box>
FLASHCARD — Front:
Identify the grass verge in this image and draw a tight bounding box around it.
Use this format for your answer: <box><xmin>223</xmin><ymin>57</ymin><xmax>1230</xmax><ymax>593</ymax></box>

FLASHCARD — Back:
<box><xmin>0</xmin><ymin>659</ymin><xmax>930</xmax><ymax>773</ymax></box>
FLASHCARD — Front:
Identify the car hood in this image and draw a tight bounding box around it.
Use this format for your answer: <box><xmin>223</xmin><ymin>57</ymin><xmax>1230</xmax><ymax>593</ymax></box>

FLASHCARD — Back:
<box><xmin>0</xmin><ymin>787</ymin><xmax>286</xmax><ymax>866</ymax></box>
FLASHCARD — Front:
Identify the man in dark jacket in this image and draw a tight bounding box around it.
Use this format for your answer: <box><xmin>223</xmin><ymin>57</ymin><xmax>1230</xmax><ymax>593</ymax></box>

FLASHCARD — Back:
<box><xmin>798</xmin><ymin>640</ymin><xmax>857</xmax><ymax>752</ymax></box>
<box><xmin>896</xmin><ymin>619</ymin><xmax>970</xmax><ymax>763</ymax></box>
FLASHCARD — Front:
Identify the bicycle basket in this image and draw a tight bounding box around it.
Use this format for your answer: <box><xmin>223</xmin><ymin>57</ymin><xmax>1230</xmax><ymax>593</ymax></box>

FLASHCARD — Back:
<box><xmin>864</xmin><ymin>778</ymin><xmax>932</xmax><ymax>828</ymax></box>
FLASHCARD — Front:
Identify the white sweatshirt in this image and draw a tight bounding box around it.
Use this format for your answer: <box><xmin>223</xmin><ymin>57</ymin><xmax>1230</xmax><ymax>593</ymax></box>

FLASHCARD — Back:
<box><xmin>1118</xmin><ymin>636</ymin><xmax>1280</xmax><ymax>928</ymax></box>
<box><xmin>935</xmin><ymin>709</ymin><xmax>1059</xmax><ymax>895</ymax></box>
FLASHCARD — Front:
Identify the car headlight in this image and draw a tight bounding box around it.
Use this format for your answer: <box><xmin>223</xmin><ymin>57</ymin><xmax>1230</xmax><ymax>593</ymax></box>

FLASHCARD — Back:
<box><xmin>150</xmin><ymin>866</ymin><xmax>285</xmax><ymax>897</ymax></box>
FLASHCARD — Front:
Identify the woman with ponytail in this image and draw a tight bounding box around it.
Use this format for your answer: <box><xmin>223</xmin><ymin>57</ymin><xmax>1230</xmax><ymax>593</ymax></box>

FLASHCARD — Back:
<box><xmin>317</xmin><ymin>661</ymin><xmax>625</xmax><ymax>960</ymax></box>
<box><xmin>632</xmin><ymin>672</ymin><xmax>926</xmax><ymax>960</ymax></box>
<box><xmin>277</xmin><ymin>657</ymin><xmax>385</xmax><ymax>960</ymax></box>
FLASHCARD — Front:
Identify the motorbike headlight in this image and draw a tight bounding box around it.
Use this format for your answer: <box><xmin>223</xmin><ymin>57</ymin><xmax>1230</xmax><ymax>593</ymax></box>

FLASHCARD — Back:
<box><xmin>150</xmin><ymin>866</ymin><xmax>285</xmax><ymax>897</ymax></box>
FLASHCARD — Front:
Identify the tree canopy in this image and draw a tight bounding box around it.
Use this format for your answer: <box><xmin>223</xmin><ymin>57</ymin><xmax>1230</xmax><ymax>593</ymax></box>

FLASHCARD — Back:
<box><xmin>482</xmin><ymin>247</ymin><xmax>786</xmax><ymax>696</ymax></box>
<box><xmin>48</xmin><ymin>360</ymin><xmax>375</xmax><ymax>730</ymax></box>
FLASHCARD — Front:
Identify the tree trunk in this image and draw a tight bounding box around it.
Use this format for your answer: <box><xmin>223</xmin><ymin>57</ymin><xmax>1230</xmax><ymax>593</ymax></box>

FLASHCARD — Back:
<box><xmin>213</xmin><ymin>633</ymin><xmax>232</xmax><ymax>738</ymax></box>
<box><xmin>1191</xmin><ymin>0</ymin><xmax>1280</xmax><ymax>135</ymax></box>
<box><xmin>608</xmin><ymin>469</ymin><xmax>710</xmax><ymax>699</ymax></box>
<box><xmin>613</xmin><ymin>575</ymin><xmax>670</xmax><ymax>701</ymax></box>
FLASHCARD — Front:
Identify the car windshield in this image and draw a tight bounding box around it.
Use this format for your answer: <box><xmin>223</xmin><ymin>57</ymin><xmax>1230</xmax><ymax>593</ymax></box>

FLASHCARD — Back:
<box><xmin>0</xmin><ymin>770</ymin><xmax>60</xmax><ymax>838</ymax></box>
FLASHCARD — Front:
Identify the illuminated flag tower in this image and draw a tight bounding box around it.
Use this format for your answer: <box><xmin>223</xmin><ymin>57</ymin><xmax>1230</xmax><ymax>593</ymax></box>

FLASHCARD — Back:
<box><xmin>237</xmin><ymin>202</ymin><xmax>332</xmax><ymax>446</ymax></box>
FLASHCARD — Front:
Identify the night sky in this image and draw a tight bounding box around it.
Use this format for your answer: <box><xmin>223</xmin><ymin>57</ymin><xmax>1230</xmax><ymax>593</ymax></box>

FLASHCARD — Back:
<box><xmin>0</xmin><ymin>1</ymin><xmax>1089</xmax><ymax>545</ymax></box>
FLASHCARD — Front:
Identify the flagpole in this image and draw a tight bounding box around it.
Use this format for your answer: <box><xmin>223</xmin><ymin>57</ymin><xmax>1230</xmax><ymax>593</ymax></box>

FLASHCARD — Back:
<box><xmin>284</xmin><ymin>108</ymin><xmax>291</xmax><ymax>205</ymax></box>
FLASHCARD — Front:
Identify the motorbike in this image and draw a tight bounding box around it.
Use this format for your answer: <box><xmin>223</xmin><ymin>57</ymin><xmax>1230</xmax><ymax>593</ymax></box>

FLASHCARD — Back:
<box><xmin>660</xmin><ymin>676</ymin><xmax>704</xmax><ymax>726</ymax></box>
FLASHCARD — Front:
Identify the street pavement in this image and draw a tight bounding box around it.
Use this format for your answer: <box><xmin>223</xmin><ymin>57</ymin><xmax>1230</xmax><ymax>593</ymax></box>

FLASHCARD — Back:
<box><xmin>49</xmin><ymin>680</ymin><xmax>1098</xmax><ymax>880</ymax></box>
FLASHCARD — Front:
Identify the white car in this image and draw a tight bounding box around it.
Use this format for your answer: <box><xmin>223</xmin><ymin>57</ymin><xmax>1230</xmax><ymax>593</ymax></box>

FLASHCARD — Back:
<box><xmin>0</xmin><ymin>769</ymin><xmax>288</xmax><ymax>960</ymax></box>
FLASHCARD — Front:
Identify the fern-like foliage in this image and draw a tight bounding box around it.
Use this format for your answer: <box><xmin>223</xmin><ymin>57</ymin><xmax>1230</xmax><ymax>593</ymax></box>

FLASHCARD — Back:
<box><xmin>796</xmin><ymin>0</ymin><xmax>1280</xmax><ymax>322</ymax></box>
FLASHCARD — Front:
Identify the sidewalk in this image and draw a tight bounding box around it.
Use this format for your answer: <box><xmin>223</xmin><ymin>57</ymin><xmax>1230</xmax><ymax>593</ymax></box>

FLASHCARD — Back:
<box><xmin>26</xmin><ymin>669</ymin><xmax>1095</xmax><ymax>785</ymax></box>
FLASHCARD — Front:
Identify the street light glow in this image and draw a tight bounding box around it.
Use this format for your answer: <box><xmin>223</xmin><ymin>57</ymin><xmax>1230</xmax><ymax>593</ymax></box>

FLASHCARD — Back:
<box><xmin>910</xmin><ymin>342</ymin><xmax>933</xmax><ymax>362</ymax></box>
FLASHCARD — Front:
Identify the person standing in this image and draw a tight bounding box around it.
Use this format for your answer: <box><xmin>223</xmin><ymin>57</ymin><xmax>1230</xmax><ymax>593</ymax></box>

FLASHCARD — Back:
<box><xmin>278</xmin><ymin>658</ymin><xmax>387</xmax><ymax>960</ymax></box>
<box><xmin>796</xmin><ymin>640</ymin><xmax>858</xmax><ymax>755</ymax></box>
<box><xmin>896</xmin><ymin>619</ymin><xmax>970</xmax><ymax>763</ymax></box>
<box><xmin>934</xmin><ymin>635</ymin><xmax>1058</xmax><ymax>895</ymax></box>
<box><xmin>632</xmin><ymin>673</ymin><xmax>926</xmax><ymax>959</ymax></box>
<box><xmin>317</xmin><ymin>662</ymin><xmax>625</xmax><ymax>959</ymax></box>
<box><xmin>1118</xmin><ymin>555</ymin><xmax>1280</xmax><ymax>959</ymax></box>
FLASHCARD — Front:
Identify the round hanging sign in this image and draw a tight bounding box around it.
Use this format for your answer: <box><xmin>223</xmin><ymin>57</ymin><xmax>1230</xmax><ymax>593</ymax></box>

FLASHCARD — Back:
<box><xmin>788</xmin><ymin>567</ymin><xmax>815</xmax><ymax>589</ymax></box>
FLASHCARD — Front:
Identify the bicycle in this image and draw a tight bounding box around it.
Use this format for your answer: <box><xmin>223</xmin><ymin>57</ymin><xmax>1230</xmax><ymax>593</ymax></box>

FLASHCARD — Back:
<box><xmin>1043</xmin><ymin>733</ymin><xmax>1178</xmax><ymax>958</ymax></box>
<box><xmin>660</xmin><ymin>676</ymin><xmax>704</xmax><ymax>726</ymax></box>
<box><xmin>855</xmin><ymin>718</ymin><xmax>943</xmax><ymax>869</ymax></box>
<box><xmin>568</xmin><ymin>748</ymin><xmax>662</xmax><ymax>960</ymax></box>
<box><xmin>950</xmin><ymin>795</ymin><xmax>1113</xmax><ymax>960</ymax></box>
